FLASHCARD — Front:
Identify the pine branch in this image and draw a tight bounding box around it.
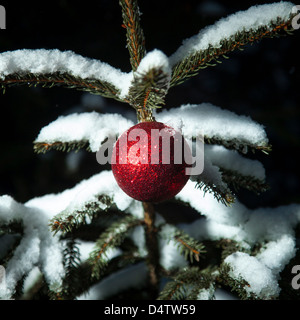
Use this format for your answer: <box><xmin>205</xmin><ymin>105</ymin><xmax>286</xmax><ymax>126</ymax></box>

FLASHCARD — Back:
<box><xmin>195</xmin><ymin>179</ymin><xmax>235</xmax><ymax>206</ymax></box>
<box><xmin>156</xmin><ymin>103</ymin><xmax>271</xmax><ymax>154</ymax></box>
<box><xmin>220</xmin><ymin>168</ymin><xmax>269</xmax><ymax>195</ymax></box>
<box><xmin>192</xmin><ymin>157</ymin><xmax>235</xmax><ymax>206</ymax></box>
<box><xmin>50</xmin><ymin>195</ymin><xmax>114</xmax><ymax>235</ymax></box>
<box><xmin>128</xmin><ymin>64</ymin><xmax>170</xmax><ymax>121</ymax></box>
<box><xmin>158</xmin><ymin>266</ymin><xmax>213</xmax><ymax>300</ymax></box>
<box><xmin>88</xmin><ymin>215</ymin><xmax>142</xmax><ymax>279</ymax></box>
<box><xmin>218</xmin><ymin>263</ymin><xmax>258</xmax><ymax>300</ymax></box>
<box><xmin>1</xmin><ymin>72</ymin><xmax>124</xmax><ymax>101</ymax></box>
<box><xmin>217</xmin><ymin>239</ymin><xmax>251</xmax><ymax>262</ymax></box>
<box><xmin>33</xmin><ymin>140</ymin><xmax>90</xmax><ymax>154</ymax></box>
<box><xmin>164</xmin><ymin>226</ymin><xmax>205</xmax><ymax>263</ymax></box>
<box><xmin>12</xmin><ymin>275</ymin><xmax>26</xmax><ymax>300</ymax></box>
<box><xmin>59</xmin><ymin>238</ymin><xmax>82</xmax><ymax>299</ymax></box>
<box><xmin>157</xmin><ymin>279</ymin><xmax>187</xmax><ymax>300</ymax></box>
<box><xmin>204</xmin><ymin>136</ymin><xmax>272</xmax><ymax>155</ymax></box>
<box><xmin>170</xmin><ymin>16</ymin><xmax>296</xmax><ymax>87</ymax></box>
<box><xmin>119</xmin><ymin>0</ymin><xmax>146</xmax><ymax>71</ymax></box>
<box><xmin>0</xmin><ymin>220</ymin><xmax>23</xmax><ymax>236</ymax></box>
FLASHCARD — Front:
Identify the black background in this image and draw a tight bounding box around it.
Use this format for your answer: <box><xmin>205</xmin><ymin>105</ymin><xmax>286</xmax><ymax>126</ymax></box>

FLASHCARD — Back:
<box><xmin>0</xmin><ymin>0</ymin><xmax>299</xmax><ymax>212</ymax></box>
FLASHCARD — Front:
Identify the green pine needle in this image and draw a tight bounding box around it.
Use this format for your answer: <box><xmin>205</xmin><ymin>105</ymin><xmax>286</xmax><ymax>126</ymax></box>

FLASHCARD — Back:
<box><xmin>170</xmin><ymin>16</ymin><xmax>296</xmax><ymax>87</ymax></box>
<box><xmin>88</xmin><ymin>215</ymin><xmax>142</xmax><ymax>279</ymax></box>
<box><xmin>0</xmin><ymin>72</ymin><xmax>124</xmax><ymax>101</ymax></box>
<box><xmin>119</xmin><ymin>0</ymin><xmax>146</xmax><ymax>71</ymax></box>
<box><xmin>50</xmin><ymin>195</ymin><xmax>113</xmax><ymax>235</ymax></box>
<box><xmin>220</xmin><ymin>168</ymin><xmax>269</xmax><ymax>195</ymax></box>
<box><xmin>158</xmin><ymin>266</ymin><xmax>213</xmax><ymax>300</ymax></box>
<box><xmin>171</xmin><ymin>228</ymin><xmax>206</xmax><ymax>263</ymax></box>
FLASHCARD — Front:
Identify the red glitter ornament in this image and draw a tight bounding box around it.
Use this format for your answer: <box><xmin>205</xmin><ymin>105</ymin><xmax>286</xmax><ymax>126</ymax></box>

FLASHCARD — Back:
<box><xmin>111</xmin><ymin>121</ymin><xmax>192</xmax><ymax>203</ymax></box>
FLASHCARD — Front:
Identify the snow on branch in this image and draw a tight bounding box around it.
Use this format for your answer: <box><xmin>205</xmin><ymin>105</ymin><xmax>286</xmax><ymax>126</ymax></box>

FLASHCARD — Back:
<box><xmin>0</xmin><ymin>170</ymin><xmax>136</xmax><ymax>298</ymax></box>
<box><xmin>27</xmin><ymin>170</ymin><xmax>134</xmax><ymax>232</ymax></box>
<box><xmin>159</xmin><ymin>224</ymin><xmax>205</xmax><ymax>264</ymax></box>
<box><xmin>155</xmin><ymin>103</ymin><xmax>270</xmax><ymax>153</ymax></box>
<box><xmin>169</xmin><ymin>2</ymin><xmax>296</xmax><ymax>86</ymax></box>
<box><xmin>0</xmin><ymin>49</ymin><xmax>133</xmax><ymax>100</ymax></box>
<box><xmin>176</xmin><ymin>182</ymin><xmax>300</xmax><ymax>299</ymax></box>
<box><xmin>205</xmin><ymin>145</ymin><xmax>269</xmax><ymax>194</ymax></box>
<box><xmin>0</xmin><ymin>195</ymin><xmax>65</xmax><ymax>298</ymax></box>
<box><xmin>223</xmin><ymin>234</ymin><xmax>296</xmax><ymax>299</ymax></box>
<box><xmin>191</xmin><ymin>153</ymin><xmax>235</xmax><ymax>206</ymax></box>
<box><xmin>34</xmin><ymin>112</ymin><xmax>134</xmax><ymax>153</ymax></box>
<box><xmin>128</xmin><ymin>49</ymin><xmax>171</xmax><ymax>121</ymax></box>
<box><xmin>49</xmin><ymin>171</ymin><xmax>135</xmax><ymax>234</ymax></box>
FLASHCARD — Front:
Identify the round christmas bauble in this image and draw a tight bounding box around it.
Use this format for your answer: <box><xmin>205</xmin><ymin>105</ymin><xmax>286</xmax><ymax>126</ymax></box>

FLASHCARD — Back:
<box><xmin>111</xmin><ymin>121</ymin><xmax>191</xmax><ymax>203</ymax></box>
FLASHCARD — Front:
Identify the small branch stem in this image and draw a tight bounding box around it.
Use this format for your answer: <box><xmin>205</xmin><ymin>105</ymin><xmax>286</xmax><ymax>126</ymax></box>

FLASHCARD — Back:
<box><xmin>143</xmin><ymin>201</ymin><xmax>160</xmax><ymax>298</ymax></box>
<box><xmin>137</xmin><ymin>107</ymin><xmax>154</xmax><ymax>123</ymax></box>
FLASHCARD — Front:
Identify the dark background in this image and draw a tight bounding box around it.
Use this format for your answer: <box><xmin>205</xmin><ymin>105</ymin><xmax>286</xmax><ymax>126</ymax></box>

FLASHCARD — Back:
<box><xmin>0</xmin><ymin>0</ymin><xmax>299</xmax><ymax>210</ymax></box>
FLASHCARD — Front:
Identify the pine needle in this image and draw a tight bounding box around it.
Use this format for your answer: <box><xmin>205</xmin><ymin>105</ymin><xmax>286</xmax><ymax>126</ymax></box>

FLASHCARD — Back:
<box><xmin>170</xmin><ymin>17</ymin><xmax>296</xmax><ymax>87</ymax></box>
<box><xmin>119</xmin><ymin>0</ymin><xmax>146</xmax><ymax>71</ymax></box>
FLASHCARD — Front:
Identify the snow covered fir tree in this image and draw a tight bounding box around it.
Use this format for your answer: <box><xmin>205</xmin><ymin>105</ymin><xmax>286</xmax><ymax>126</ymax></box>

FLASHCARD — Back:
<box><xmin>0</xmin><ymin>0</ymin><xmax>300</xmax><ymax>300</ymax></box>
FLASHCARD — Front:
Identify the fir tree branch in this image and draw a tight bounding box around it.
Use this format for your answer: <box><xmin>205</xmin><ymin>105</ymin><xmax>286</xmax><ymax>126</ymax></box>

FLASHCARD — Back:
<box><xmin>204</xmin><ymin>136</ymin><xmax>272</xmax><ymax>154</ymax></box>
<box><xmin>50</xmin><ymin>195</ymin><xmax>114</xmax><ymax>235</ymax></box>
<box><xmin>60</xmin><ymin>251</ymin><xmax>144</xmax><ymax>300</ymax></box>
<box><xmin>20</xmin><ymin>274</ymin><xmax>44</xmax><ymax>300</ymax></box>
<box><xmin>218</xmin><ymin>263</ymin><xmax>258</xmax><ymax>300</ymax></box>
<box><xmin>193</xmin><ymin>161</ymin><xmax>236</xmax><ymax>207</ymax></box>
<box><xmin>170</xmin><ymin>16</ymin><xmax>296</xmax><ymax>87</ymax></box>
<box><xmin>0</xmin><ymin>220</ymin><xmax>23</xmax><ymax>236</ymax></box>
<box><xmin>158</xmin><ymin>266</ymin><xmax>213</xmax><ymax>300</ymax></box>
<box><xmin>119</xmin><ymin>0</ymin><xmax>146</xmax><ymax>71</ymax></box>
<box><xmin>59</xmin><ymin>238</ymin><xmax>82</xmax><ymax>299</ymax></box>
<box><xmin>1</xmin><ymin>72</ymin><xmax>125</xmax><ymax>101</ymax></box>
<box><xmin>164</xmin><ymin>227</ymin><xmax>205</xmax><ymax>263</ymax></box>
<box><xmin>33</xmin><ymin>140</ymin><xmax>91</xmax><ymax>154</ymax></box>
<box><xmin>217</xmin><ymin>238</ymin><xmax>251</xmax><ymax>262</ymax></box>
<box><xmin>195</xmin><ymin>179</ymin><xmax>235</xmax><ymax>206</ymax></box>
<box><xmin>220</xmin><ymin>168</ymin><xmax>269</xmax><ymax>195</ymax></box>
<box><xmin>88</xmin><ymin>215</ymin><xmax>142</xmax><ymax>279</ymax></box>
<box><xmin>157</xmin><ymin>279</ymin><xmax>186</xmax><ymax>300</ymax></box>
<box><xmin>128</xmin><ymin>65</ymin><xmax>170</xmax><ymax>121</ymax></box>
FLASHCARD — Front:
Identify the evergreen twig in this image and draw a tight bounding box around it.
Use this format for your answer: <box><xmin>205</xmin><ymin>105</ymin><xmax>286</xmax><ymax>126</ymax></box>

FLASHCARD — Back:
<box><xmin>163</xmin><ymin>227</ymin><xmax>205</xmax><ymax>263</ymax></box>
<box><xmin>50</xmin><ymin>195</ymin><xmax>114</xmax><ymax>235</ymax></box>
<box><xmin>119</xmin><ymin>0</ymin><xmax>146</xmax><ymax>71</ymax></box>
<box><xmin>194</xmin><ymin>177</ymin><xmax>235</xmax><ymax>206</ymax></box>
<box><xmin>158</xmin><ymin>266</ymin><xmax>214</xmax><ymax>300</ymax></box>
<box><xmin>1</xmin><ymin>72</ymin><xmax>124</xmax><ymax>101</ymax></box>
<box><xmin>128</xmin><ymin>66</ymin><xmax>170</xmax><ymax>121</ymax></box>
<box><xmin>59</xmin><ymin>238</ymin><xmax>82</xmax><ymax>299</ymax></box>
<box><xmin>88</xmin><ymin>215</ymin><xmax>142</xmax><ymax>279</ymax></box>
<box><xmin>218</xmin><ymin>263</ymin><xmax>258</xmax><ymax>300</ymax></box>
<box><xmin>33</xmin><ymin>140</ymin><xmax>91</xmax><ymax>154</ymax></box>
<box><xmin>220</xmin><ymin>168</ymin><xmax>269</xmax><ymax>195</ymax></box>
<box><xmin>204</xmin><ymin>136</ymin><xmax>272</xmax><ymax>154</ymax></box>
<box><xmin>170</xmin><ymin>16</ymin><xmax>296</xmax><ymax>87</ymax></box>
